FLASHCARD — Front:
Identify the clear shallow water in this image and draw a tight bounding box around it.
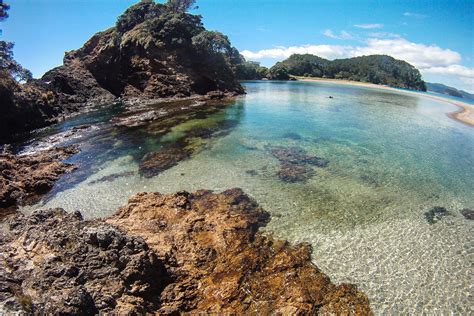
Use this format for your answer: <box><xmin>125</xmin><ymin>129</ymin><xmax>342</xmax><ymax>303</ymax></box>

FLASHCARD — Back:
<box><xmin>21</xmin><ymin>81</ymin><xmax>473</xmax><ymax>314</ymax></box>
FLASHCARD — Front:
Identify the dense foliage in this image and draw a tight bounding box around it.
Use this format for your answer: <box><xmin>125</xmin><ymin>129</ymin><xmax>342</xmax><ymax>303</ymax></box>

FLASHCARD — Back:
<box><xmin>234</xmin><ymin>60</ymin><xmax>268</xmax><ymax>80</ymax></box>
<box><xmin>269</xmin><ymin>54</ymin><xmax>426</xmax><ymax>91</ymax></box>
<box><xmin>0</xmin><ymin>1</ymin><xmax>32</xmax><ymax>82</ymax></box>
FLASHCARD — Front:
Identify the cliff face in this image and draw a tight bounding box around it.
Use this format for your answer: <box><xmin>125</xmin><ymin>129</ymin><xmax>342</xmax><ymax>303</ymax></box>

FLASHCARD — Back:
<box><xmin>0</xmin><ymin>0</ymin><xmax>243</xmax><ymax>143</ymax></box>
<box><xmin>0</xmin><ymin>189</ymin><xmax>372</xmax><ymax>314</ymax></box>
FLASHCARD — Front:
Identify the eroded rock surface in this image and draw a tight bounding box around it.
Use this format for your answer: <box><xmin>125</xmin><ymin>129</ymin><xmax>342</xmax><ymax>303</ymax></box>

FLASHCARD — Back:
<box><xmin>0</xmin><ymin>146</ymin><xmax>78</xmax><ymax>213</ymax></box>
<box><xmin>108</xmin><ymin>188</ymin><xmax>372</xmax><ymax>314</ymax></box>
<box><xmin>0</xmin><ymin>208</ymin><xmax>165</xmax><ymax>314</ymax></box>
<box><xmin>0</xmin><ymin>189</ymin><xmax>372</xmax><ymax>314</ymax></box>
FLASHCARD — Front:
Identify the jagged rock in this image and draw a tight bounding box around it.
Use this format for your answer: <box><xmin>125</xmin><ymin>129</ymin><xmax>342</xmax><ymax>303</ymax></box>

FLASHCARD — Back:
<box><xmin>0</xmin><ymin>146</ymin><xmax>78</xmax><ymax>213</ymax></box>
<box><xmin>108</xmin><ymin>188</ymin><xmax>372</xmax><ymax>314</ymax></box>
<box><xmin>0</xmin><ymin>208</ymin><xmax>166</xmax><ymax>314</ymax></box>
<box><xmin>0</xmin><ymin>189</ymin><xmax>372</xmax><ymax>314</ymax></box>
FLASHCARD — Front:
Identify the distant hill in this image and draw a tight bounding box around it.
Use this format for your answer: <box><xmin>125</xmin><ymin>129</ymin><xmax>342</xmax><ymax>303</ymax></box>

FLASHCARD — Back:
<box><xmin>268</xmin><ymin>54</ymin><xmax>427</xmax><ymax>91</ymax></box>
<box><xmin>426</xmin><ymin>83</ymin><xmax>474</xmax><ymax>100</ymax></box>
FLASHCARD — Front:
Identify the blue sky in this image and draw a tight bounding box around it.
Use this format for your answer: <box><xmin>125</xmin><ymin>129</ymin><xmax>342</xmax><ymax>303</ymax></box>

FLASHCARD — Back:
<box><xmin>3</xmin><ymin>0</ymin><xmax>473</xmax><ymax>91</ymax></box>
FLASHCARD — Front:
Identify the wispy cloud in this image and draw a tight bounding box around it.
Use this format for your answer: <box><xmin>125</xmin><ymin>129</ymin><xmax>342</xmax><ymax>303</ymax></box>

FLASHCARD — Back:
<box><xmin>403</xmin><ymin>12</ymin><xmax>427</xmax><ymax>18</ymax></box>
<box><xmin>354</xmin><ymin>23</ymin><xmax>384</xmax><ymax>29</ymax></box>
<box><xmin>322</xmin><ymin>29</ymin><xmax>353</xmax><ymax>40</ymax></box>
<box><xmin>256</xmin><ymin>27</ymin><xmax>270</xmax><ymax>32</ymax></box>
<box><xmin>368</xmin><ymin>32</ymin><xmax>401</xmax><ymax>39</ymax></box>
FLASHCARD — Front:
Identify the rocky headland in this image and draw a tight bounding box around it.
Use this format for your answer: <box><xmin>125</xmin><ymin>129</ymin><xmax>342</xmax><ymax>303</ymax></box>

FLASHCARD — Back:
<box><xmin>0</xmin><ymin>189</ymin><xmax>372</xmax><ymax>314</ymax></box>
<box><xmin>0</xmin><ymin>0</ymin><xmax>244</xmax><ymax>143</ymax></box>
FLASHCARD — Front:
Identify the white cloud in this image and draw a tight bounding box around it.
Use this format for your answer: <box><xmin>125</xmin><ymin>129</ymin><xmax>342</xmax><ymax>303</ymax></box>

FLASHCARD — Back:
<box><xmin>240</xmin><ymin>37</ymin><xmax>473</xmax><ymax>91</ymax></box>
<box><xmin>241</xmin><ymin>44</ymin><xmax>349</xmax><ymax>60</ymax></box>
<box><xmin>368</xmin><ymin>32</ymin><xmax>401</xmax><ymax>39</ymax></box>
<box><xmin>322</xmin><ymin>29</ymin><xmax>353</xmax><ymax>40</ymax></box>
<box><xmin>354</xmin><ymin>23</ymin><xmax>384</xmax><ymax>29</ymax></box>
<box><xmin>403</xmin><ymin>12</ymin><xmax>427</xmax><ymax>18</ymax></box>
<box><xmin>352</xmin><ymin>38</ymin><xmax>461</xmax><ymax>69</ymax></box>
<box><xmin>241</xmin><ymin>38</ymin><xmax>461</xmax><ymax>69</ymax></box>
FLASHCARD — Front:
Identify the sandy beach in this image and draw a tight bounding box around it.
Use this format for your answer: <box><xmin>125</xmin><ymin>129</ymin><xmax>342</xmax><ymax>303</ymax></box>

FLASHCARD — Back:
<box><xmin>296</xmin><ymin>77</ymin><xmax>474</xmax><ymax>127</ymax></box>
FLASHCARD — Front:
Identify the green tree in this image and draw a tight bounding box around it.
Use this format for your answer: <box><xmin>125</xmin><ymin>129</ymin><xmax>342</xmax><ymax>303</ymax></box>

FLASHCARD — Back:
<box><xmin>192</xmin><ymin>30</ymin><xmax>232</xmax><ymax>55</ymax></box>
<box><xmin>0</xmin><ymin>0</ymin><xmax>9</xmax><ymax>23</ymax></box>
<box><xmin>0</xmin><ymin>1</ymin><xmax>32</xmax><ymax>82</ymax></box>
<box><xmin>267</xmin><ymin>64</ymin><xmax>290</xmax><ymax>80</ymax></box>
<box><xmin>166</xmin><ymin>0</ymin><xmax>197</xmax><ymax>13</ymax></box>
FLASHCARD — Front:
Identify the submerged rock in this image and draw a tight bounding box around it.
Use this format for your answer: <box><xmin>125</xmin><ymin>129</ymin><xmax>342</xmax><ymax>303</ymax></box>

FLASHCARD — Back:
<box><xmin>108</xmin><ymin>189</ymin><xmax>372</xmax><ymax>314</ymax></box>
<box><xmin>0</xmin><ymin>208</ymin><xmax>165</xmax><ymax>314</ymax></box>
<box><xmin>424</xmin><ymin>206</ymin><xmax>449</xmax><ymax>224</ymax></box>
<box><xmin>269</xmin><ymin>146</ymin><xmax>329</xmax><ymax>183</ymax></box>
<box><xmin>270</xmin><ymin>146</ymin><xmax>329</xmax><ymax>168</ymax></box>
<box><xmin>460</xmin><ymin>208</ymin><xmax>474</xmax><ymax>220</ymax></box>
<box><xmin>277</xmin><ymin>163</ymin><xmax>315</xmax><ymax>183</ymax></box>
<box><xmin>0</xmin><ymin>146</ymin><xmax>78</xmax><ymax>214</ymax></box>
<box><xmin>139</xmin><ymin>147</ymin><xmax>191</xmax><ymax>178</ymax></box>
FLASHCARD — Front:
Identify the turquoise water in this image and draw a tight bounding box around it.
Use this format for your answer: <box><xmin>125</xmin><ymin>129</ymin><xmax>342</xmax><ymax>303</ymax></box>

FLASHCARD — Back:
<box><xmin>22</xmin><ymin>81</ymin><xmax>473</xmax><ymax>313</ymax></box>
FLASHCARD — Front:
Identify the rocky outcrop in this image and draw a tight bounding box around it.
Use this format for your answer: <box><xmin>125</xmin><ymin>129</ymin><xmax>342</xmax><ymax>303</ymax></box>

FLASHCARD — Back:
<box><xmin>108</xmin><ymin>189</ymin><xmax>372</xmax><ymax>314</ymax></box>
<box><xmin>0</xmin><ymin>208</ymin><xmax>165</xmax><ymax>314</ymax></box>
<box><xmin>0</xmin><ymin>189</ymin><xmax>372</xmax><ymax>314</ymax></box>
<box><xmin>0</xmin><ymin>1</ymin><xmax>244</xmax><ymax>143</ymax></box>
<box><xmin>0</xmin><ymin>145</ymin><xmax>78</xmax><ymax>214</ymax></box>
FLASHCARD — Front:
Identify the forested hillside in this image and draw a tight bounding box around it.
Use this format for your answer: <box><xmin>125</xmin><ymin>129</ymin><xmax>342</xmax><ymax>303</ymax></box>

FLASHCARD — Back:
<box><xmin>268</xmin><ymin>54</ymin><xmax>427</xmax><ymax>91</ymax></box>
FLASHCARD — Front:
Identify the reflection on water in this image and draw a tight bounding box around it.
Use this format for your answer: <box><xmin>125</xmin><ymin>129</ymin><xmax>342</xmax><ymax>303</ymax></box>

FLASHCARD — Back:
<box><xmin>21</xmin><ymin>81</ymin><xmax>473</xmax><ymax>314</ymax></box>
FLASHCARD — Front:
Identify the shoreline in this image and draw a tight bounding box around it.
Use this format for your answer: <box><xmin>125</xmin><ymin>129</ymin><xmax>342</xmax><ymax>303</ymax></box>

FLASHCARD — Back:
<box><xmin>295</xmin><ymin>77</ymin><xmax>474</xmax><ymax>127</ymax></box>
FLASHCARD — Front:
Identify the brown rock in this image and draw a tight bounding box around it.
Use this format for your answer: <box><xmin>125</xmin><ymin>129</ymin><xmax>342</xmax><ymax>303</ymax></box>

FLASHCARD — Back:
<box><xmin>0</xmin><ymin>145</ymin><xmax>78</xmax><ymax>213</ymax></box>
<box><xmin>108</xmin><ymin>188</ymin><xmax>372</xmax><ymax>314</ymax></box>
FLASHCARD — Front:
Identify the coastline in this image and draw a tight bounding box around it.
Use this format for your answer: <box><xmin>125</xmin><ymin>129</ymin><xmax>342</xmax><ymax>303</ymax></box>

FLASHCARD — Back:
<box><xmin>295</xmin><ymin>77</ymin><xmax>474</xmax><ymax>127</ymax></box>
